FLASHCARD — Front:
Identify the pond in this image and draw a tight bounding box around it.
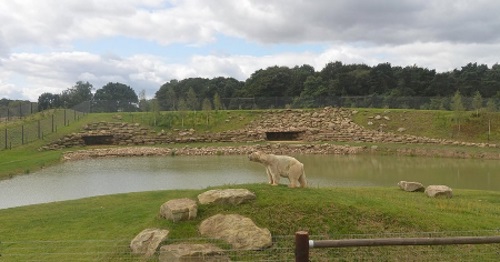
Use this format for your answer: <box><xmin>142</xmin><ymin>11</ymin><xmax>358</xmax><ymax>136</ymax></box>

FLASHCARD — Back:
<box><xmin>1</xmin><ymin>154</ymin><xmax>499</xmax><ymax>209</ymax></box>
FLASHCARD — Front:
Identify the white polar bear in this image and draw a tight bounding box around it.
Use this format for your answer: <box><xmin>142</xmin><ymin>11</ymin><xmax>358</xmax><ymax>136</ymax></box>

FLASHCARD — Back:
<box><xmin>248</xmin><ymin>151</ymin><xmax>307</xmax><ymax>188</ymax></box>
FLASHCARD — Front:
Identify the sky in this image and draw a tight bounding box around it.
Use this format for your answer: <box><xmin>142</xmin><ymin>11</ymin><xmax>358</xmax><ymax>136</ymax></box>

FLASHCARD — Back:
<box><xmin>1</xmin><ymin>0</ymin><xmax>500</xmax><ymax>101</ymax></box>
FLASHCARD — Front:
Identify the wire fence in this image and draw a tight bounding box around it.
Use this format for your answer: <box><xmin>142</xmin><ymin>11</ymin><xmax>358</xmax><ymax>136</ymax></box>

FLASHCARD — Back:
<box><xmin>0</xmin><ymin>109</ymin><xmax>86</xmax><ymax>150</ymax></box>
<box><xmin>0</xmin><ymin>101</ymin><xmax>39</xmax><ymax>122</ymax></box>
<box><xmin>67</xmin><ymin>96</ymin><xmax>500</xmax><ymax>113</ymax></box>
<box><xmin>1</xmin><ymin>231</ymin><xmax>499</xmax><ymax>261</ymax></box>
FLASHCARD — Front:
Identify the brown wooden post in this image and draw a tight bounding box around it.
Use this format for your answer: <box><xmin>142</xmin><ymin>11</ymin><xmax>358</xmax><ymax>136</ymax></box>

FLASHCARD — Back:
<box><xmin>4</xmin><ymin>129</ymin><xmax>7</xmax><ymax>150</ymax></box>
<box><xmin>38</xmin><ymin>120</ymin><xmax>41</xmax><ymax>139</ymax></box>
<box><xmin>295</xmin><ymin>231</ymin><xmax>309</xmax><ymax>262</ymax></box>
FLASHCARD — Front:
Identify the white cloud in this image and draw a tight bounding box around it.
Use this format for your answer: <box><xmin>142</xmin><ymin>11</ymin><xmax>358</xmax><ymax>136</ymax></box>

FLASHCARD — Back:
<box><xmin>3</xmin><ymin>0</ymin><xmax>500</xmax><ymax>50</ymax></box>
<box><xmin>0</xmin><ymin>0</ymin><xmax>218</xmax><ymax>52</ymax></box>
<box><xmin>1</xmin><ymin>0</ymin><xmax>500</xmax><ymax>101</ymax></box>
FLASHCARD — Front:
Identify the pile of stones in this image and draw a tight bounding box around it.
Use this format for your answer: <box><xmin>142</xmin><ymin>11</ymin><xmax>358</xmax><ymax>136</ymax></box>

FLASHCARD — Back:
<box><xmin>129</xmin><ymin>189</ymin><xmax>271</xmax><ymax>261</ymax></box>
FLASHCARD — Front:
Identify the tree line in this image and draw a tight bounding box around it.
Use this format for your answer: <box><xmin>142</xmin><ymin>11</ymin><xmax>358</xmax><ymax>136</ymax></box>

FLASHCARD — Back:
<box><xmin>28</xmin><ymin>61</ymin><xmax>500</xmax><ymax>112</ymax></box>
<box><xmin>154</xmin><ymin>62</ymin><xmax>500</xmax><ymax>111</ymax></box>
<box><xmin>37</xmin><ymin>81</ymin><xmax>139</xmax><ymax>112</ymax></box>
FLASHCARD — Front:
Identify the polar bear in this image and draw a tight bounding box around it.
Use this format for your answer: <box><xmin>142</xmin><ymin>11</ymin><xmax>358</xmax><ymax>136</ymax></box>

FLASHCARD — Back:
<box><xmin>248</xmin><ymin>151</ymin><xmax>307</xmax><ymax>188</ymax></box>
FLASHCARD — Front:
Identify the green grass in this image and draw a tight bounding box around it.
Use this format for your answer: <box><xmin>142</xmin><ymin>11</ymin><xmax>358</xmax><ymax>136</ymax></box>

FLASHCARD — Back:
<box><xmin>0</xmin><ymin>184</ymin><xmax>499</xmax><ymax>261</ymax></box>
<box><xmin>108</xmin><ymin>110</ymin><xmax>260</xmax><ymax>133</ymax></box>
<box><xmin>351</xmin><ymin>108</ymin><xmax>500</xmax><ymax>143</ymax></box>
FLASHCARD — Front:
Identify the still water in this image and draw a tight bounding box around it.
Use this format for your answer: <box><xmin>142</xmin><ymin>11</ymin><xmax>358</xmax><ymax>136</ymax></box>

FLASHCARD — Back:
<box><xmin>0</xmin><ymin>154</ymin><xmax>499</xmax><ymax>209</ymax></box>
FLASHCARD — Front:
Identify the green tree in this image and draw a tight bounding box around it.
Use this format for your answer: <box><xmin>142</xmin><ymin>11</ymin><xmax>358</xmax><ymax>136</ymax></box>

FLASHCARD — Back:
<box><xmin>455</xmin><ymin>62</ymin><xmax>488</xmax><ymax>96</ymax></box>
<box><xmin>472</xmin><ymin>91</ymin><xmax>483</xmax><ymax>116</ymax></box>
<box><xmin>38</xmin><ymin>93</ymin><xmax>61</xmax><ymax>111</ymax></box>
<box><xmin>138</xmin><ymin>89</ymin><xmax>150</xmax><ymax>112</ymax></box>
<box><xmin>368</xmin><ymin>63</ymin><xmax>397</xmax><ymax>95</ymax></box>
<box><xmin>428</xmin><ymin>72</ymin><xmax>456</xmax><ymax>97</ymax></box>
<box><xmin>177</xmin><ymin>98</ymin><xmax>188</xmax><ymax>127</ymax></box>
<box><xmin>185</xmin><ymin>87</ymin><xmax>199</xmax><ymax>110</ymax></box>
<box><xmin>60</xmin><ymin>81</ymin><xmax>93</xmax><ymax>108</ymax></box>
<box><xmin>202</xmin><ymin>98</ymin><xmax>212</xmax><ymax>126</ymax></box>
<box><xmin>429</xmin><ymin>96</ymin><xmax>442</xmax><ymax>110</ymax></box>
<box><xmin>242</xmin><ymin>66</ymin><xmax>294</xmax><ymax>108</ymax></box>
<box><xmin>93</xmin><ymin>82</ymin><xmax>138</xmax><ymax>112</ymax></box>
<box><xmin>156</xmin><ymin>80</ymin><xmax>179</xmax><ymax>110</ymax></box>
<box><xmin>295</xmin><ymin>75</ymin><xmax>324</xmax><ymax>108</ymax></box>
<box><xmin>206</xmin><ymin>77</ymin><xmax>243</xmax><ymax>108</ymax></box>
<box><xmin>288</xmin><ymin>64</ymin><xmax>315</xmax><ymax>96</ymax></box>
<box><xmin>213</xmin><ymin>92</ymin><xmax>222</xmax><ymax>111</ymax></box>
<box><xmin>486</xmin><ymin>98</ymin><xmax>497</xmax><ymax>112</ymax></box>
<box><xmin>165</xmin><ymin>86</ymin><xmax>178</xmax><ymax>111</ymax></box>
<box><xmin>451</xmin><ymin>90</ymin><xmax>465</xmax><ymax>135</ymax></box>
<box><xmin>149</xmin><ymin>98</ymin><xmax>160</xmax><ymax>126</ymax></box>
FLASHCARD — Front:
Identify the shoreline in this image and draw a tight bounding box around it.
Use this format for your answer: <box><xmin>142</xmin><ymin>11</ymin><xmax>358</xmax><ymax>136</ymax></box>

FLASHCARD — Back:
<box><xmin>62</xmin><ymin>142</ymin><xmax>500</xmax><ymax>161</ymax></box>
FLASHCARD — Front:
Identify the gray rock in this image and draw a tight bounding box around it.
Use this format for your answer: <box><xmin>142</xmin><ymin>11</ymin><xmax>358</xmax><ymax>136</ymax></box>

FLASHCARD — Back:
<box><xmin>199</xmin><ymin>214</ymin><xmax>272</xmax><ymax>250</ymax></box>
<box><xmin>160</xmin><ymin>198</ymin><xmax>198</xmax><ymax>222</ymax></box>
<box><xmin>159</xmin><ymin>243</ymin><xmax>230</xmax><ymax>262</ymax></box>
<box><xmin>398</xmin><ymin>181</ymin><xmax>424</xmax><ymax>192</ymax></box>
<box><xmin>425</xmin><ymin>185</ymin><xmax>453</xmax><ymax>198</ymax></box>
<box><xmin>198</xmin><ymin>189</ymin><xmax>256</xmax><ymax>205</ymax></box>
<box><xmin>130</xmin><ymin>228</ymin><xmax>169</xmax><ymax>258</ymax></box>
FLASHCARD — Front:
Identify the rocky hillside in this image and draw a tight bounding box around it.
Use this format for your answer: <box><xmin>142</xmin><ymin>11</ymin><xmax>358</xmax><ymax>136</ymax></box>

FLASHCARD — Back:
<box><xmin>43</xmin><ymin>107</ymin><xmax>497</xmax><ymax>150</ymax></box>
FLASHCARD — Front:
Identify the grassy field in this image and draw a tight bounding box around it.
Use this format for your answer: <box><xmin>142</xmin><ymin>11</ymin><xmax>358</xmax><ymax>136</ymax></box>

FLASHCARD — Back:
<box><xmin>352</xmin><ymin>108</ymin><xmax>500</xmax><ymax>143</ymax></box>
<box><xmin>0</xmin><ymin>184</ymin><xmax>499</xmax><ymax>261</ymax></box>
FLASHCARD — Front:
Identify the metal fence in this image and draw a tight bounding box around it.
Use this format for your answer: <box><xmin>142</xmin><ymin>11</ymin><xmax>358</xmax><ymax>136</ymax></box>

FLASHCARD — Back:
<box><xmin>217</xmin><ymin>96</ymin><xmax>498</xmax><ymax>111</ymax></box>
<box><xmin>1</xmin><ymin>231</ymin><xmax>499</xmax><ymax>261</ymax></box>
<box><xmin>0</xmin><ymin>236</ymin><xmax>295</xmax><ymax>261</ymax></box>
<box><xmin>69</xmin><ymin>96</ymin><xmax>500</xmax><ymax>112</ymax></box>
<box><xmin>0</xmin><ymin>102</ymin><xmax>38</xmax><ymax>122</ymax></box>
<box><xmin>0</xmin><ymin>109</ymin><xmax>86</xmax><ymax>150</ymax></box>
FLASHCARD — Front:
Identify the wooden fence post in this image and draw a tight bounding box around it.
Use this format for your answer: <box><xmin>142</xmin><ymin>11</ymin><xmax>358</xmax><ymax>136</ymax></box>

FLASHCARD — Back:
<box><xmin>295</xmin><ymin>231</ymin><xmax>309</xmax><ymax>262</ymax></box>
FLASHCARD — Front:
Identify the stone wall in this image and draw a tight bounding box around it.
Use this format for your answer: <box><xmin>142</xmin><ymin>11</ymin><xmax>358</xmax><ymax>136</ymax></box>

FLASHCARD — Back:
<box><xmin>42</xmin><ymin>107</ymin><xmax>497</xmax><ymax>150</ymax></box>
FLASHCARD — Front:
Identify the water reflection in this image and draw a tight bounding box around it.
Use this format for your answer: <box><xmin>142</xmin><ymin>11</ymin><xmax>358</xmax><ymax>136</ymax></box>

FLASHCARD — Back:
<box><xmin>0</xmin><ymin>154</ymin><xmax>499</xmax><ymax>209</ymax></box>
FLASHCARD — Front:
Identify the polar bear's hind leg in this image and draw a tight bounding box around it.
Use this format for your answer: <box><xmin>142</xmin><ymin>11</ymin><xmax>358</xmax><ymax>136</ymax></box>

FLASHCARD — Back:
<box><xmin>298</xmin><ymin>173</ymin><xmax>307</xmax><ymax>188</ymax></box>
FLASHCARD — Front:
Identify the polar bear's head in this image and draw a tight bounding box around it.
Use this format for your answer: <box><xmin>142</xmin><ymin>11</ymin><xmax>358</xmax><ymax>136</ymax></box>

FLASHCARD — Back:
<box><xmin>248</xmin><ymin>151</ymin><xmax>264</xmax><ymax>163</ymax></box>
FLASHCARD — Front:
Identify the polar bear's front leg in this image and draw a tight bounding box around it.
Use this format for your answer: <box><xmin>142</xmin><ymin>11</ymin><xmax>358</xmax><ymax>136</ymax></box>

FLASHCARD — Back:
<box><xmin>267</xmin><ymin>166</ymin><xmax>280</xmax><ymax>186</ymax></box>
<box><xmin>265</xmin><ymin>167</ymin><xmax>274</xmax><ymax>184</ymax></box>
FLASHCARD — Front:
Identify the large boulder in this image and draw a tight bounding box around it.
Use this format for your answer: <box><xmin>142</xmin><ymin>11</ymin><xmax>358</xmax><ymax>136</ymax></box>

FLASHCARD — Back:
<box><xmin>130</xmin><ymin>228</ymin><xmax>169</xmax><ymax>258</ymax></box>
<box><xmin>160</xmin><ymin>198</ymin><xmax>198</xmax><ymax>222</ymax></box>
<box><xmin>198</xmin><ymin>189</ymin><xmax>256</xmax><ymax>205</ymax></box>
<box><xmin>425</xmin><ymin>185</ymin><xmax>453</xmax><ymax>198</ymax></box>
<box><xmin>199</xmin><ymin>214</ymin><xmax>272</xmax><ymax>250</ymax></box>
<box><xmin>398</xmin><ymin>181</ymin><xmax>424</xmax><ymax>192</ymax></box>
<box><xmin>158</xmin><ymin>243</ymin><xmax>230</xmax><ymax>262</ymax></box>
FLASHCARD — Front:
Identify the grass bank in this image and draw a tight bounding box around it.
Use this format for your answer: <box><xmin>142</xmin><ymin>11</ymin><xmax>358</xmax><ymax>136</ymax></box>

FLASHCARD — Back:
<box><xmin>352</xmin><ymin>108</ymin><xmax>500</xmax><ymax>143</ymax></box>
<box><xmin>0</xmin><ymin>184</ymin><xmax>499</xmax><ymax>260</ymax></box>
